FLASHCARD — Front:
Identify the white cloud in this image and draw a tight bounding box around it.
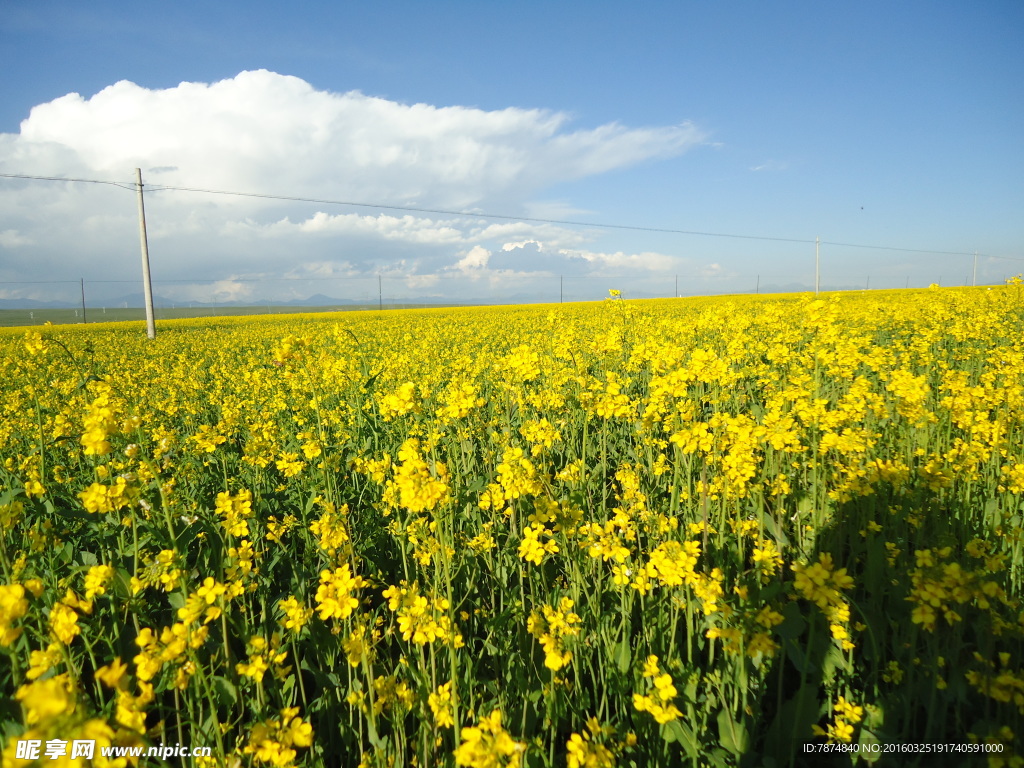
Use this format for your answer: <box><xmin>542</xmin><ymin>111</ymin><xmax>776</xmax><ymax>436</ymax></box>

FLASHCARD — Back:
<box><xmin>282</xmin><ymin>261</ymin><xmax>360</xmax><ymax>279</ymax></box>
<box><xmin>223</xmin><ymin>211</ymin><xmax>467</xmax><ymax>245</ymax></box>
<box><xmin>750</xmin><ymin>159</ymin><xmax>788</xmax><ymax>172</ymax></box>
<box><xmin>0</xmin><ymin>229</ymin><xmax>31</xmax><ymax>248</ymax></box>
<box><xmin>474</xmin><ymin>222</ymin><xmax>589</xmax><ymax>250</ymax></box>
<box><xmin>0</xmin><ymin>70</ymin><xmax>708</xmax><ymax>301</ymax></box>
<box><xmin>561</xmin><ymin>248</ymin><xmax>678</xmax><ymax>272</ymax></box>
<box><xmin>501</xmin><ymin>239</ymin><xmax>545</xmax><ymax>252</ymax></box>
<box><xmin>484</xmin><ymin>240</ymin><xmax>686</xmax><ymax>279</ymax></box>
<box><xmin>452</xmin><ymin>246</ymin><xmax>492</xmax><ymax>275</ymax></box>
<box><xmin>13</xmin><ymin>69</ymin><xmax>703</xmax><ymax>209</ymax></box>
<box><xmin>700</xmin><ymin>262</ymin><xmax>734</xmax><ymax>280</ymax></box>
<box><xmin>399</xmin><ymin>274</ymin><xmax>441</xmax><ymax>290</ymax></box>
<box><xmin>176</xmin><ymin>279</ymin><xmax>256</xmax><ymax>304</ymax></box>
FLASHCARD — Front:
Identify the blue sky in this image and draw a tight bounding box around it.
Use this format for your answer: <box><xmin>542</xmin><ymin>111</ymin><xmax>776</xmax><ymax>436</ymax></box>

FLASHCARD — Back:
<box><xmin>1</xmin><ymin>1</ymin><xmax>1021</xmax><ymax>305</ymax></box>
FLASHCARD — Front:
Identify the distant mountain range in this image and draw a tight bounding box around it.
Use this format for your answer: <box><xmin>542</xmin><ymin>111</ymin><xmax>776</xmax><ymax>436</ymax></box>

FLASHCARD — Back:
<box><xmin>0</xmin><ymin>284</ymin><xmax>892</xmax><ymax>310</ymax></box>
<box><xmin>0</xmin><ymin>293</ymin><xmax>371</xmax><ymax>310</ymax></box>
<box><xmin>0</xmin><ymin>291</ymin><xmax>539</xmax><ymax>310</ymax></box>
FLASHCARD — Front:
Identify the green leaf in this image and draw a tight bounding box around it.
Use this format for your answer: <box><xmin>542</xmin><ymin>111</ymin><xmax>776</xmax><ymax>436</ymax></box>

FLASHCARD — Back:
<box><xmin>822</xmin><ymin>640</ymin><xmax>849</xmax><ymax>680</ymax></box>
<box><xmin>615</xmin><ymin>640</ymin><xmax>631</xmax><ymax>674</ymax></box>
<box><xmin>305</xmin><ymin>494</ymin><xmax>320</xmax><ymax>516</ymax></box>
<box><xmin>776</xmin><ymin>601</ymin><xmax>807</xmax><ymax>641</ymax></box>
<box><xmin>684</xmin><ymin>673</ymin><xmax>699</xmax><ymax>702</ymax></box>
<box><xmin>763</xmin><ymin>683</ymin><xmax>821</xmax><ymax>758</ymax></box>
<box><xmin>0</xmin><ymin>486</ymin><xmax>23</xmax><ymax>507</ymax></box>
<box><xmin>110</xmin><ymin>567</ymin><xmax>132</xmax><ymax>601</ymax></box>
<box><xmin>212</xmin><ymin>676</ymin><xmax>238</xmax><ymax>708</ymax></box>
<box><xmin>58</xmin><ymin>541</ymin><xmax>74</xmax><ymax>565</ymax></box>
<box><xmin>77</xmin><ymin>550</ymin><xmax>98</xmax><ymax>567</ymax></box>
<box><xmin>664</xmin><ymin>720</ymin><xmax>699</xmax><ymax>758</ymax></box>
<box><xmin>759</xmin><ymin>509</ymin><xmax>792</xmax><ymax>549</ymax></box>
<box><xmin>858</xmin><ymin>727</ymin><xmax>882</xmax><ymax>764</ymax></box>
<box><xmin>717</xmin><ymin>709</ymin><xmax>748</xmax><ymax>755</ymax></box>
<box><xmin>167</xmin><ymin>591</ymin><xmax>186</xmax><ymax>611</ymax></box>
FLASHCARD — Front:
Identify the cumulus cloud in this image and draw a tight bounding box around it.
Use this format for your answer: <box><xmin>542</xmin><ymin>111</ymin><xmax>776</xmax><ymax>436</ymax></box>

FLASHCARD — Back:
<box><xmin>451</xmin><ymin>246</ymin><xmax>492</xmax><ymax>276</ymax></box>
<box><xmin>0</xmin><ymin>70</ymin><xmax>708</xmax><ymax>301</ymax></box>
<box><xmin>13</xmin><ymin>69</ymin><xmax>703</xmax><ymax>209</ymax></box>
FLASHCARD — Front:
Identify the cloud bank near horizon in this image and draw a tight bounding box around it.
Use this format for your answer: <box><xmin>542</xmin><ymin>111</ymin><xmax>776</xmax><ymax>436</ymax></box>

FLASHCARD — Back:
<box><xmin>0</xmin><ymin>70</ymin><xmax>712</xmax><ymax>301</ymax></box>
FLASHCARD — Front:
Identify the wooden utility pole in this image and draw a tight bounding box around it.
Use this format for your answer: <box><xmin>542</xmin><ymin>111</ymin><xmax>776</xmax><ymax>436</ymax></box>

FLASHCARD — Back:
<box><xmin>973</xmin><ymin>251</ymin><xmax>978</xmax><ymax>287</ymax></box>
<box><xmin>135</xmin><ymin>168</ymin><xmax>156</xmax><ymax>339</ymax></box>
<box><xmin>80</xmin><ymin>278</ymin><xmax>87</xmax><ymax>324</ymax></box>
<box><xmin>815</xmin><ymin>236</ymin><xmax>820</xmax><ymax>295</ymax></box>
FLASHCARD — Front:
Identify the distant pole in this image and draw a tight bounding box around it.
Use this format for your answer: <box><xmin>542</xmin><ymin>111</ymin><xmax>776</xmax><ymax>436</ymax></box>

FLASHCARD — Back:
<box><xmin>80</xmin><ymin>278</ymin><xmax>87</xmax><ymax>324</ymax></box>
<box><xmin>973</xmin><ymin>250</ymin><xmax>978</xmax><ymax>287</ymax></box>
<box><xmin>906</xmin><ymin>277</ymin><xmax>909</xmax><ymax>289</ymax></box>
<box><xmin>378</xmin><ymin>275</ymin><xmax>382</xmax><ymax>311</ymax></box>
<box><xmin>815</xmin><ymin>236</ymin><xmax>820</xmax><ymax>295</ymax></box>
<box><xmin>135</xmin><ymin>168</ymin><xmax>156</xmax><ymax>339</ymax></box>
<box><xmin>755</xmin><ymin>275</ymin><xmax>760</xmax><ymax>294</ymax></box>
<box><xmin>866</xmin><ymin>276</ymin><xmax>870</xmax><ymax>290</ymax></box>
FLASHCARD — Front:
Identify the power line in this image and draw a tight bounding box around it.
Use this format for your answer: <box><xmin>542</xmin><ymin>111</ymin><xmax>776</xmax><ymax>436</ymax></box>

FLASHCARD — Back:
<box><xmin>819</xmin><ymin>240</ymin><xmax>984</xmax><ymax>257</ymax></box>
<box><xmin>8</xmin><ymin>272</ymin><xmax>1019</xmax><ymax>287</ymax></box>
<box><xmin>2</xmin><ymin>171</ymin><xmax>811</xmax><ymax>243</ymax></box>
<box><xmin>0</xmin><ymin>172</ymin><xmax>137</xmax><ymax>191</ymax></box>
<box><xmin>78</xmin><ymin>274</ymin><xmax>693</xmax><ymax>283</ymax></box>
<box><xmin>0</xmin><ymin>170</ymin><xmax>1008</xmax><ymax>259</ymax></box>
<box><xmin>144</xmin><ymin>182</ymin><xmax>815</xmax><ymax>244</ymax></box>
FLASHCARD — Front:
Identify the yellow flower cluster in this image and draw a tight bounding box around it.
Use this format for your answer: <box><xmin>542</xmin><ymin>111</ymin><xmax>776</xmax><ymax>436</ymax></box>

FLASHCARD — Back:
<box><xmin>382</xmin><ymin>581</ymin><xmax>462</xmax><ymax>646</ymax></box>
<box><xmin>565</xmin><ymin>718</ymin><xmax>635</xmax><ymax>768</ymax></box>
<box><xmin>80</xmin><ymin>381</ymin><xmax>117</xmax><ymax>456</ymax></box>
<box><xmin>242</xmin><ymin>706</ymin><xmax>314</xmax><ymax>767</ymax></box>
<box><xmin>907</xmin><ymin>546</ymin><xmax>1010</xmax><ymax>632</ymax></box>
<box><xmin>0</xmin><ymin>583</ymin><xmax>31</xmax><ymax>646</ymax></box>
<box><xmin>385</xmin><ymin>438</ymin><xmax>450</xmax><ymax>513</ymax></box>
<box><xmin>428</xmin><ymin>681</ymin><xmax>455</xmax><ymax>728</ymax></box>
<box><xmin>236</xmin><ymin>634</ymin><xmax>290</xmax><ymax>682</ymax></box>
<box><xmin>216</xmin><ymin>488</ymin><xmax>254</xmax><ymax>537</ymax></box>
<box><xmin>309</xmin><ymin>501</ymin><xmax>351</xmax><ymax>557</ymax></box>
<box><xmin>812</xmin><ymin>696</ymin><xmax>864</xmax><ymax>744</ymax></box>
<box><xmin>78</xmin><ymin>476</ymin><xmax>134</xmax><ymax>515</ymax></box>
<box><xmin>792</xmin><ymin>552</ymin><xmax>856</xmax><ymax>649</ymax></box>
<box><xmin>527</xmin><ymin>597</ymin><xmax>582</xmax><ymax>671</ymax></box>
<box><xmin>632</xmin><ymin>655</ymin><xmax>683</xmax><ymax>724</ymax></box>
<box><xmin>454</xmin><ymin>710</ymin><xmax>525</xmax><ymax>768</ymax></box>
<box><xmin>518</xmin><ymin>522</ymin><xmax>559</xmax><ymax>566</ymax></box>
<box><xmin>315</xmin><ymin>565</ymin><xmax>367</xmax><ymax>621</ymax></box>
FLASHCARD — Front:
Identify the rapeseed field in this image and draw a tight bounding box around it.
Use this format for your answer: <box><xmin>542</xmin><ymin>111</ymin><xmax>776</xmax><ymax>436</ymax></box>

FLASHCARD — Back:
<box><xmin>2</xmin><ymin>284</ymin><xmax>1024</xmax><ymax>767</ymax></box>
